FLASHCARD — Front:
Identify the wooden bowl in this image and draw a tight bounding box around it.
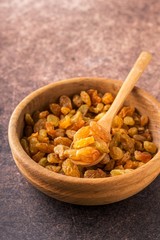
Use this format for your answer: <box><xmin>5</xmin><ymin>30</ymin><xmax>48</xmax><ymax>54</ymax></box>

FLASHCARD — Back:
<box><xmin>8</xmin><ymin>77</ymin><xmax>160</xmax><ymax>205</ymax></box>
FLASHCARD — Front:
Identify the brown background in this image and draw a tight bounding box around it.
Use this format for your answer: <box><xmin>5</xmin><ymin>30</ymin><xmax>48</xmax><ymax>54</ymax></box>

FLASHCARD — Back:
<box><xmin>0</xmin><ymin>0</ymin><xmax>160</xmax><ymax>240</ymax></box>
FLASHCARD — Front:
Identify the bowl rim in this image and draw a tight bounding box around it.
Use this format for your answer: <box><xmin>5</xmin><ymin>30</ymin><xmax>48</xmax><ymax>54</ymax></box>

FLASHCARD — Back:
<box><xmin>8</xmin><ymin>77</ymin><xmax>160</xmax><ymax>184</ymax></box>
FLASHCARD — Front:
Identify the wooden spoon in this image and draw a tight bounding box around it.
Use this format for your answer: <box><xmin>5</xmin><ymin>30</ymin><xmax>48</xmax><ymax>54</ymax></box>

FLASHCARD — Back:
<box><xmin>71</xmin><ymin>51</ymin><xmax>152</xmax><ymax>166</ymax></box>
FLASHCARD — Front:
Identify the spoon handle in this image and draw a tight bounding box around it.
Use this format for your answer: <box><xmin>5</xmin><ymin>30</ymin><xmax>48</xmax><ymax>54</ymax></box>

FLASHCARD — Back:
<box><xmin>98</xmin><ymin>51</ymin><xmax>152</xmax><ymax>130</ymax></box>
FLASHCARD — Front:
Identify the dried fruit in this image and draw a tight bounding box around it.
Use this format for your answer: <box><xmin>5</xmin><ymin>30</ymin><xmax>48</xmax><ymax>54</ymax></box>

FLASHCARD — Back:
<box><xmin>36</xmin><ymin>142</ymin><xmax>54</xmax><ymax>153</ymax></box>
<box><xmin>38</xmin><ymin>129</ymin><xmax>49</xmax><ymax>143</ymax></box>
<box><xmin>66</xmin><ymin>129</ymin><xmax>76</xmax><ymax>139</ymax></box>
<box><xmin>87</xmin><ymin>89</ymin><xmax>101</xmax><ymax>106</ymax></box>
<box><xmin>62</xmin><ymin>159</ymin><xmax>80</xmax><ymax>177</ymax></box>
<box><xmin>140</xmin><ymin>115</ymin><xmax>149</xmax><ymax>126</ymax></box>
<box><xmin>123</xmin><ymin>116</ymin><xmax>135</xmax><ymax>126</ymax></box>
<box><xmin>70</xmin><ymin>111</ymin><xmax>85</xmax><ymax>130</ymax></box>
<box><xmin>134</xmin><ymin>151</ymin><xmax>152</xmax><ymax>163</ymax></box>
<box><xmin>110</xmin><ymin>169</ymin><xmax>133</xmax><ymax>176</ymax></box>
<box><xmin>21</xmin><ymin>88</ymin><xmax>157</xmax><ymax>178</ymax></box>
<box><xmin>45</xmin><ymin>122</ymin><xmax>55</xmax><ymax>138</ymax></box>
<box><xmin>112</xmin><ymin>116</ymin><xmax>123</xmax><ymax>128</ymax></box>
<box><xmin>72</xmin><ymin>94</ymin><xmax>83</xmax><ymax>107</ymax></box>
<box><xmin>143</xmin><ymin>141</ymin><xmax>157</xmax><ymax>154</ymax></box>
<box><xmin>78</xmin><ymin>104</ymin><xmax>89</xmax><ymax>116</ymax></box>
<box><xmin>54</xmin><ymin>144</ymin><xmax>69</xmax><ymax>159</ymax></box>
<box><xmin>124</xmin><ymin>160</ymin><xmax>139</xmax><ymax>169</ymax></box>
<box><xmin>74</xmin><ymin>147</ymin><xmax>100</xmax><ymax>163</ymax></box>
<box><xmin>28</xmin><ymin>135</ymin><xmax>39</xmax><ymax>155</ymax></box>
<box><xmin>32</xmin><ymin>151</ymin><xmax>45</xmax><ymax>162</ymax></box>
<box><xmin>25</xmin><ymin>113</ymin><xmax>34</xmax><ymax>126</ymax></box>
<box><xmin>73</xmin><ymin>125</ymin><xmax>90</xmax><ymax>141</ymax></box>
<box><xmin>89</xmin><ymin>121</ymin><xmax>110</xmax><ymax>142</ymax></box>
<box><xmin>39</xmin><ymin>111</ymin><xmax>49</xmax><ymax>119</ymax></box>
<box><xmin>38</xmin><ymin>157</ymin><xmax>48</xmax><ymax>167</ymax></box>
<box><xmin>59</xmin><ymin>95</ymin><xmax>72</xmax><ymax>109</ymax></box>
<box><xmin>47</xmin><ymin>114</ymin><xmax>59</xmax><ymax>127</ymax></box>
<box><xmin>47</xmin><ymin>153</ymin><xmax>60</xmax><ymax>163</ymax></box>
<box><xmin>61</xmin><ymin>107</ymin><xmax>71</xmax><ymax>115</ymax></box>
<box><xmin>59</xmin><ymin>115</ymin><xmax>72</xmax><ymax>129</ymax></box>
<box><xmin>128</xmin><ymin>127</ymin><xmax>138</xmax><ymax>137</ymax></box>
<box><xmin>34</xmin><ymin>119</ymin><xmax>46</xmax><ymax>132</ymax></box>
<box><xmin>133</xmin><ymin>134</ymin><xmax>146</xmax><ymax>142</ymax></box>
<box><xmin>46</xmin><ymin>165</ymin><xmax>61</xmax><ymax>173</ymax></box>
<box><xmin>89</xmin><ymin>103</ymin><xmax>104</xmax><ymax>114</ymax></box>
<box><xmin>120</xmin><ymin>133</ymin><xmax>135</xmax><ymax>153</ymax></box>
<box><xmin>84</xmin><ymin>168</ymin><xmax>107</xmax><ymax>178</ymax></box>
<box><xmin>73</xmin><ymin>136</ymin><xmax>95</xmax><ymax>149</ymax></box>
<box><xmin>104</xmin><ymin>159</ymin><xmax>115</xmax><ymax>171</ymax></box>
<box><xmin>94</xmin><ymin>137</ymin><xmax>109</xmax><ymax>153</ymax></box>
<box><xmin>109</xmin><ymin>147</ymin><xmax>124</xmax><ymax>160</ymax></box>
<box><xmin>119</xmin><ymin>106</ymin><xmax>135</xmax><ymax>118</ymax></box>
<box><xmin>102</xmin><ymin>92</ymin><xmax>114</xmax><ymax>104</ymax></box>
<box><xmin>49</xmin><ymin>103</ymin><xmax>61</xmax><ymax>116</ymax></box>
<box><xmin>54</xmin><ymin>137</ymin><xmax>72</xmax><ymax>147</ymax></box>
<box><xmin>80</xmin><ymin>91</ymin><xmax>91</xmax><ymax>106</ymax></box>
<box><xmin>94</xmin><ymin>112</ymin><xmax>106</xmax><ymax>121</ymax></box>
<box><xmin>21</xmin><ymin>138</ymin><xmax>30</xmax><ymax>155</ymax></box>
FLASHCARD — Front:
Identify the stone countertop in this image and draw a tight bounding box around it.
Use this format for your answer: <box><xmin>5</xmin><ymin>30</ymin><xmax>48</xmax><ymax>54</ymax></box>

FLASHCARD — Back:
<box><xmin>0</xmin><ymin>0</ymin><xmax>160</xmax><ymax>240</ymax></box>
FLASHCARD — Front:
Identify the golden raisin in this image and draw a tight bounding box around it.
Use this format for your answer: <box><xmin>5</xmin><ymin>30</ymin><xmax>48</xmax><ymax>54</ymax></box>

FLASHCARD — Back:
<box><xmin>59</xmin><ymin>115</ymin><xmax>72</xmax><ymax>129</ymax></box>
<box><xmin>104</xmin><ymin>159</ymin><xmax>115</xmax><ymax>171</ymax></box>
<box><xmin>73</xmin><ymin>136</ymin><xmax>95</xmax><ymax>149</ymax></box>
<box><xmin>47</xmin><ymin>114</ymin><xmax>59</xmax><ymax>127</ymax></box>
<box><xmin>109</xmin><ymin>147</ymin><xmax>124</xmax><ymax>160</ymax></box>
<box><xmin>84</xmin><ymin>168</ymin><xmax>107</xmax><ymax>178</ymax></box>
<box><xmin>36</xmin><ymin>142</ymin><xmax>54</xmax><ymax>153</ymax></box>
<box><xmin>47</xmin><ymin>153</ymin><xmax>60</xmax><ymax>163</ymax></box>
<box><xmin>59</xmin><ymin>95</ymin><xmax>72</xmax><ymax>109</ymax></box>
<box><xmin>49</xmin><ymin>103</ymin><xmax>61</xmax><ymax>116</ymax></box>
<box><xmin>128</xmin><ymin>127</ymin><xmax>138</xmax><ymax>137</ymax></box>
<box><xmin>118</xmin><ymin>106</ymin><xmax>135</xmax><ymax>118</ymax></box>
<box><xmin>143</xmin><ymin>141</ymin><xmax>157</xmax><ymax>154</ymax></box>
<box><xmin>123</xmin><ymin>116</ymin><xmax>135</xmax><ymax>126</ymax></box>
<box><xmin>72</xmin><ymin>94</ymin><xmax>83</xmax><ymax>107</ymax></box>
<box><xmin>90</xmin><ymin>121</ymin><xmax>110</xmax><ymax>142</ymax></box>
<box><xmin>140</xmin><ymin>115</ymin><xmax>149</xmax><ymax>127</ymax></box>
<box><xmin>54</xmin><ymin>144</ymin><xmax>69</xmax><ymax>159</ymax></box>
<box><xmin>78</xmin><ymin>104</ymin><xmax>89</xmax><ymax>116</ymax></box>
<box><xmin>39</xmin><ymin>111</ymin><xmax>49</xmax><ymax>119</ymax></box>
<box><xmin>21</xmin><ymin>138</ymin><xmax>30</xmax><ymax>155</ymax></box>
<box><xmin>61</xmin><ymin>107</ymin><xmax>71</xmax><ymax>115</ymax></box>
<box><xmin>62</xmin><ymin>159</ymin><xmax>80</xmax><ymax>177</ymax></box>
<box><xmin>34</xmin><ymin>119</ymin><xmax>46</xmax><ymax>133</ymax></box>
<box><xmin>110</xmin><ymin>169</ymin><xmax>133</xmax><ymax>176</ymax></box>
<box><xmin>32</xmin><ymin>151</ymin><xmax>45</xmax><ymax>162</ymax></box>
<box><xmin>102</xmin><ymin>92</ymin><xmax>114</xmax><ymax>104</ymax></box>
<box><xmin>46</xmin><ymin>165</ymin><xmax>61</xmax><ymax>173</ymax></box>
<box><xmin>38</xmin><ymin>157</ymin><xmax>48</xmax><ymax>167</ymax></box>
<box><xmin>74</xmin><ymin>147</ymin><xmax>100</xmax><ymax>163</ymax></box>
<box><xmin>25</xmin><ymin>113</ymin><xmax>34</xmax><ymax>126</ymax></box>
<box><xmin>87</xmin><ymin>89</ymin><xmax>101</xmax><ymax>106</ymax></box>
<box><xmin>112</xmin><ymin>116</ymin><xmax>123</xmax><ymax>128</ymax></box>
<box><xmin>54</xmin><ymin>137</ymin><xmax>72</xmax><ymax>147</ymax></box>
<box><xmin>80</xmin><ymin>91</ymin><xmax>91</xmax><ymax>106</ymax></box>
<box><xmin>134</xmin><ymin>151</ymin><xmax>152</xmax><ymax>163</ymax></box>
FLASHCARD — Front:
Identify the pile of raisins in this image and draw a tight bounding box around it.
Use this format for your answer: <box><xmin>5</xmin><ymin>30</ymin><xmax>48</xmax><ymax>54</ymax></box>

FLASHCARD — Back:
<box><xmin>21</xmin><ymin>89</ymin><xmax>157</xmax><ymax>178</ymax></box>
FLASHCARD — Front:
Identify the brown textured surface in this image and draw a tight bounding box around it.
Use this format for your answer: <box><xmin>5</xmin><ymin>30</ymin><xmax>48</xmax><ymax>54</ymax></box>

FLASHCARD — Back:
<box><xmin>0</xmin><ymin>0</ymin><xmax>160</xmax><ymax>240</ymax></box>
